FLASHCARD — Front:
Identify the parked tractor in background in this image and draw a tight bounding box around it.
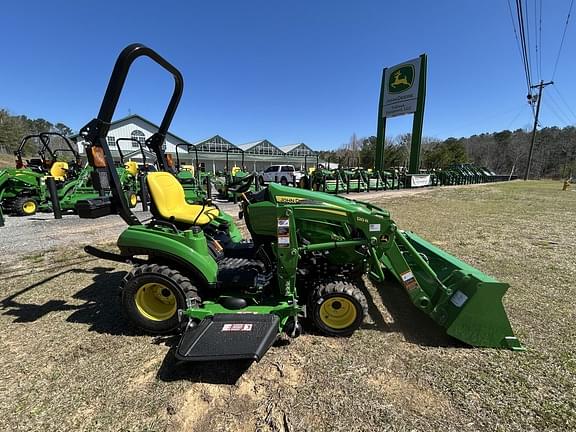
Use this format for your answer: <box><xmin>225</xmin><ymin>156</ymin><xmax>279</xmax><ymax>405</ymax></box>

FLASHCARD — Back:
<box><xmin>214</xmin><ymin>148</ymin><xmax>258</xmax><ymax>201</ymax></box>
<box><xmin>0</xmin><ymin>132</ymin><xmax>83</xmax><ymax>215</ymax></box>
<box><xmin>173</xmin><ymin>143</ymin><xmax>209</xmax><ymax>203</ymax></box>
<box><xmin>0</xmin><ymin>132</ymin><xmax>142</xmax><ymax>217</ymax></box>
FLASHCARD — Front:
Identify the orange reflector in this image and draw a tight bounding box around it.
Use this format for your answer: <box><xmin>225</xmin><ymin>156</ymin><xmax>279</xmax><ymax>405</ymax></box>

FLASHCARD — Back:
<box><xmin>91</xmin><ymin>147</ymin><xmax>107</xmax><ymax>168</ymax></box>
<box><xmin>166</xmin><ymin>154</ymin><xmax>174</xmax><ymax>167</ymax></box>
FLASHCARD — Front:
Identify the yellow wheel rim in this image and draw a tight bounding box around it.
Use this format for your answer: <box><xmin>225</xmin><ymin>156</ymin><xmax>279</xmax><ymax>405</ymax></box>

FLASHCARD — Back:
<box><xmin>130</xmin><ymin>193</ymin><xmax>138</xmax><ymax>207</ymax></box>
<box><xmin>23</xmin><ymin>201</ymin><xmax>36</xmax><ymax>215</ymax></box>
<box><xmin>319</xmin><ymin>297</ymin><xmax>357</xmax><ymax>329</ymax></box>
<box><xmin>135</xmin><ymin>283</ymin><xmax>177</xmax><ymax>321</ymax></box>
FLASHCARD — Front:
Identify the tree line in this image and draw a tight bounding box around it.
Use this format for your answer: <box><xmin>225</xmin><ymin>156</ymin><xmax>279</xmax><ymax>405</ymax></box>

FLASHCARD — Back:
<box><xmin>319</xmin><ymin>126</ymin><xmax>576</xmax><ymax>179</ymax></box>
<box><xmin>1</xmin><ymin>107</ymin><xmax>574</xmax><ymax>179</ymax></box>
<box><xmin>0</xmin><ymin>109</ymin><xmax>73</xmax><ymax>155</ymax></box>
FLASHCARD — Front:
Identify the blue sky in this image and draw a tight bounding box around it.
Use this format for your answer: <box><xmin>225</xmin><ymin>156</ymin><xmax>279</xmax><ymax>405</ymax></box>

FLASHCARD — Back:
<box><xmin>1</xmin><ymin>0</ymin><xmax>575</xmax><ymax>150</ymax></box>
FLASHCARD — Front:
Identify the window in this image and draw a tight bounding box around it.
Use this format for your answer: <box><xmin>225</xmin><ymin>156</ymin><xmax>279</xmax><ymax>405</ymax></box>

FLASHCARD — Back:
<box><xmin>282</xmin><ymin>166</ymin><xmax>294</xmax><ymax>172</ymax></box>
<box><xmin>131</xmin><ymin>130</ymin><xmax>145</xmax><ymax>148</ymax></box>
<box><xmin>107</xmin><ymin>136</ymin><xmax>116</xmax><ymax>147</ymax></box>
<box><xmin>195</xmin><ymin>136</ymin><xmax>242</xmax><ymax>153</ymax></box>
<box><xmin>265</xmin><ymin>166</ymin><xmax>279</xmax><ymax>173</ymax></box>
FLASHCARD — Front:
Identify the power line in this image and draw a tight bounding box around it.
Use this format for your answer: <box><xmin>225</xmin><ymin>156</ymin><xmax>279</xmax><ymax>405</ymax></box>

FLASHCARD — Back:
<box><xmin>551</xmin><ymin>0</ymin><xmax>575</xmax><ymax>80</ymax></box>
<box><xmin>506</xmin><ymin>104</ymin><xmax>531</xmax><ymax>129</ymax></box>
<box><xmin>552</xmin><ymin>83</ymin><xmax>576</xmax><ymax>122</ymax></box>
<box><xmin>524</xmin><ymin>0</ymin><xmax>534</xmax><ymax>82</ymax></box>
<box><xmin>507</xmin><ymin>0</ymin><xmax>527</xmax><ymax>86</ymax></box>
<box><xmin>516</xmin><ymin>0</ymin><xmax>534</xmax><ymax>91</ymax></box>
<box><xmin>545</xmin><ymin>92</ymin><xmax>571</xmax><ymax>126</ymax></box>
<box><xmin>509</xmin><ymin>0</ymin><xmax>533</xmax><ymax>94</ymax></box>
<box><xmin>538</xmin><ymin>0</ymin><xmax>543</xmax><ymax>80</ymax></box>
<box><xmin>534</xmin><ymin>0</ymin><xmax>543</xmax><ymax>81</ymax></box>
<box><xmin>549</xmin><ymin>90</ymin><xmax>574</xmax><ymax>125</ymax></box>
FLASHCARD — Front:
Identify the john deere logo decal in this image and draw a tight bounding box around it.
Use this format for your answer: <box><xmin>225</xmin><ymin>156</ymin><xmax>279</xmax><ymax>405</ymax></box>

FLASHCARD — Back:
<box><xmin>388</xmin><ymin>65</ymin><xmax>414</xmax><ymax>93</ymax></box>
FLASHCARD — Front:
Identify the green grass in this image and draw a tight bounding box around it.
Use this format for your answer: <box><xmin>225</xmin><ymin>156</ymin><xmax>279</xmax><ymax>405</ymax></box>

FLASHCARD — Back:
<box><xmin>0</xmin><ymin>180</ymin><xmax>574</xmax><ymax>431</ymax></box>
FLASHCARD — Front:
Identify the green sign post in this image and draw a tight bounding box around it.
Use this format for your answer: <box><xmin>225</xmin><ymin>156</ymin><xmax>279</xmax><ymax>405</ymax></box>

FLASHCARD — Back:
<box><xmin>375</xmin><ymin>54</ymin><xmax>427</xmax><ymax>174</ymax></box>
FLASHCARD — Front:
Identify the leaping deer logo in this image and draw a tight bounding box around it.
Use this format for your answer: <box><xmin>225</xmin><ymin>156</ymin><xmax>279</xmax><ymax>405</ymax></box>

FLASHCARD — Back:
<box><xmin>391</xmin><ymin>70</ymin><xmax>411</xmax><ymax>88</ymax></box>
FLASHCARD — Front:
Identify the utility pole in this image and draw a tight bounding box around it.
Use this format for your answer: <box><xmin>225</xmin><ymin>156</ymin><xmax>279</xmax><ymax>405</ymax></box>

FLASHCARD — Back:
<box><xmin>524</xmin><ymin>80</ymin><xmax>553</xmax><ymax>180</ymax></box>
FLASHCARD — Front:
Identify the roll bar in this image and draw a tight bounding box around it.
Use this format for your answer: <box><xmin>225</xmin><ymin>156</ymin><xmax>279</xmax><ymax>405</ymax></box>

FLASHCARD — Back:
<box><xmin>115</xmin><ymin>137</ymin><xmax>149</xmax><ymax>167</ymax></box>
<box><xmin>303</xmin><ymin>154</ymin><xmax>319</xmax><ymax>172</ymax></box>
<box><xmin>14</xmin><ymin>134</ymin><xmax>45</xmax><ymax>167</ymax></box>
<box><xmin>225</xmin><ymin>147</ymin><xmax>245</xmax><ymax>173</ymax></box>
<box><xmin>39</xmin><ymin>132</ymin><xmax>81</xmax><ymax>165</ymax></box>
<box><xmin>79</xmin><ymin>43</ymin><xmax>184</xmax><ymax>226</ymax></box>
<box><xmin>175</xmin><ymin>143</ymin><xmax>199</xmax><ymax>171</ymax></box>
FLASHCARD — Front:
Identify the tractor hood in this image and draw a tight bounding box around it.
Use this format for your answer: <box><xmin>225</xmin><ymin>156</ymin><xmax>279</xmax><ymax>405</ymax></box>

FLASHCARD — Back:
<box><xmin>267</xmin><ymin>183</ymin><xmax>389</xmax><ymax>219</ymax></box>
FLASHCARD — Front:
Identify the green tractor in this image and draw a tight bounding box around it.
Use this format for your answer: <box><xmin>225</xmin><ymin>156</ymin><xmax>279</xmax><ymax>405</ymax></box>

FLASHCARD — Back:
<box><xmin>213</xmin><ymin>148</ymin><xmax>258</xmax><ymax>201</ymax></box>
<box><xmin>79</xmin><ymin>44</ymin><xmax>522</xmax><ymax>363</ymax></box>
<box><xmin>309</xmin><ymin>158</ymin><xmax>348</xmax><ymax>194</ymax></box>
<box><xmin>337</xmin><ymin>158</ymin><xmax>368</xmax><ymax>193</ymax></box>
<box><xmin>0</xmin><ymin>132</ymin><xmax>84</xmax><ymax>215</ymax></box>
<box><xmin>0</xmin><ymin>131</ymin><xmax>141</xmax><ymax>217</ymax></box>
<box><xmin>173</xmin><ymin>143</ymin><xmax>210</xmax><ymax>203</ymax></box>
<box><xmin>0</xmin><ymin>134</ymin><xmax>48</xmax><ymax>215</ymax></box>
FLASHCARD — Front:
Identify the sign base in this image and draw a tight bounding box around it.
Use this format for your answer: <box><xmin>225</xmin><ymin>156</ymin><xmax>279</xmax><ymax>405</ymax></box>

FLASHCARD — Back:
<box><xmin>408</xmin><ymin>174</ymin><xmax>431</xmax><ymax>188</ymax></box>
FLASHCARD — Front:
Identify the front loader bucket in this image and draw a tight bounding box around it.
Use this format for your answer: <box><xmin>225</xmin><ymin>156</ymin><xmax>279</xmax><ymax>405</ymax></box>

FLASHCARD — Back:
<box><xmin>383</xmin><ymin>231</ymin><xmax>523</xmax><ymax>350</ymax></box>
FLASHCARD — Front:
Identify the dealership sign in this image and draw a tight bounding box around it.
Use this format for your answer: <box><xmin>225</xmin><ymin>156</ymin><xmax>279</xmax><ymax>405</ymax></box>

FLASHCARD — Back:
<box><xmin>382</xmin><ymin>57</ymin><xmax>421</xmax><ymax>118</ymax></box>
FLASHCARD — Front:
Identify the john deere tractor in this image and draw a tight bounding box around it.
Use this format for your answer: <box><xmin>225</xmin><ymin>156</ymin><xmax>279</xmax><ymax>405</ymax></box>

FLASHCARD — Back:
<box><xmin>213</xmin><ymin>148</ymin><xmax>258</xmax><ymax>201</ymax></box>
<box><xmin>0</xmin><ymin>132</ymin><xmax>83</xmax><ymax>215</ymax></box>
<box><xmin>79</xmin><ymin>44</ymin><xmax>522</xmax><ymax>363</ymax></box>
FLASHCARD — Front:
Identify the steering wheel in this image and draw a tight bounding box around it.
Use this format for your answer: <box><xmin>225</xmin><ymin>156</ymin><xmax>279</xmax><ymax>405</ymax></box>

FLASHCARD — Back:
<box><xmin>228</xmin><ymin>173</ymin><xmax>255</xmax><ymax>194</ymax></box>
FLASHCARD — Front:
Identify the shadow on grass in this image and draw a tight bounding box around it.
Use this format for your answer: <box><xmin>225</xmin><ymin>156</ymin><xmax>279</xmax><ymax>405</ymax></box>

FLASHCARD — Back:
<box><xmin>363</xmin><ymin>278</ymin><xmax>463</xmax><ymax>348</ymax></box>
<box><xmin>0</xmin><ymin>266</ymin><xmax>134</xmax><ymax>336</ymax></box>
<box><xmin>155</xmin><ymin>337</ymin><xmax>251</xmax><ymax>385</ymax></box>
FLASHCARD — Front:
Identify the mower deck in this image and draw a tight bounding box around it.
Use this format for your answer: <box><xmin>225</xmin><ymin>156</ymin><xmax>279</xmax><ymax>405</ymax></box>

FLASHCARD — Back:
<box><xmin>175</xmin><ymin>313</ymin><xmax>279</xmax><ymax>362</ymax></box>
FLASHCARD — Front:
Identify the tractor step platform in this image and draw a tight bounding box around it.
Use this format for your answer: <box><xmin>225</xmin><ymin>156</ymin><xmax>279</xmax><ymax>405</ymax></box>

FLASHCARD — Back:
<box><xmin>175</xmin><ymin>313</ymin><xmax>279</xmax><ymax>362</ymax></box>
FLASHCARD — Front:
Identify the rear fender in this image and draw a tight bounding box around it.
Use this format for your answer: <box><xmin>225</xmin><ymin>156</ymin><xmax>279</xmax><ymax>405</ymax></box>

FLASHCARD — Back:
<box><xmin>117</xmin><ymin>225</ymin><xmax>218</xmax><ymax>287</ymax></box>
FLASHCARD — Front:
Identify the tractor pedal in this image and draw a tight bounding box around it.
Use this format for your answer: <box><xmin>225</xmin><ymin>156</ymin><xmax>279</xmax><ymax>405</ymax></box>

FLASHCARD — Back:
<box><xmin>175</xmin><ymin>314</ymin><xmax>279</xmax><ymax>362</ymax></box>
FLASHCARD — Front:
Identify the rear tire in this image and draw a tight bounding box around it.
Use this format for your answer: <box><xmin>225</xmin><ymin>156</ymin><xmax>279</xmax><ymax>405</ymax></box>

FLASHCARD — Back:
<box><xmin>308</xmin><ymin>280</ymin><xmax>367</xmax><ymax>337</ymax></box>
<box><xmin>120</xmin><ymin>264</ymin><xmax>200</xmax><ymax>334</ymax></box>
<box><xmin>126</xmin><ymin>190</ymin><xmax>138</xmax><ymax>208</ymax></box>
<box><xmin>280</xmin><ymin>176</ymin><xmax>288</xmax><ymax>186</ymax></box>
<box><xmin>13</xmin><ymin>197</ymin><xmax>38</xmax><ymax>216</ymax></box>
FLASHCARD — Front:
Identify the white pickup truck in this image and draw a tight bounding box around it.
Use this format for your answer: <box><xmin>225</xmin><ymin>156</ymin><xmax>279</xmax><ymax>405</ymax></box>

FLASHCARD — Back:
<box><xmin>259</xmin><ymin>165</ymin><xmax>302</xmax><ymax>186</ymax></box>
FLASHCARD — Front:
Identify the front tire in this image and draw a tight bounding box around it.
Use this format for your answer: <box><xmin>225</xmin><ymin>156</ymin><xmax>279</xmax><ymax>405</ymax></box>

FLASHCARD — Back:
<box><xmin>120</xmin><ymin>264</ymin><xmax>199</xmax><ymax>334</ymax></box>
<box><xmin>308</xmin><ymin>280</ymin><xmax>368</xmax><ymax>337</ymax></box>
<box><xmin>13</xmin><ymin>197</ymin><xmax>38</xmax><ymax>216</ymax></box>
<box><xmin>126</xmin><ymin>190</ymin><xmax>138</xmax><ymax>208</ymax></box>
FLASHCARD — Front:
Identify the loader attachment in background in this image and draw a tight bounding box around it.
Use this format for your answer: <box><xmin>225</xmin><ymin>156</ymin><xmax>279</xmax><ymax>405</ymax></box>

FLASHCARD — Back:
<box><xmin>380</xmin><ymin>230</ymin><xmax>523</xmax><ymax>351</ymax></box>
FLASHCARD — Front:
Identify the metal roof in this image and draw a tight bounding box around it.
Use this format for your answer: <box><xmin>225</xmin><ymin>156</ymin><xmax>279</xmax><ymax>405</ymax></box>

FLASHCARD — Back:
<box><xmin>70</xmin><ymin>114</ymin><xmax>319</xmax><ymax>156</ymax></box>
<box><xmin>237</xmin><ymin>140</ymin><xmax>265</xmax><ymax>151</ymax></box>
<box><xmin>70</xmin><ymin>114</ymin><xmax>192</xmax><ymax>145</ymax></box>
<box><xmin>237</xmin><ymin>139</ymin><xmax>285</xmax><ymax>154</ymax></box>
<box><xmin>279</xmin><ymin>143</ymin><xmax>316</xmax><ymax>155</ymax></box>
